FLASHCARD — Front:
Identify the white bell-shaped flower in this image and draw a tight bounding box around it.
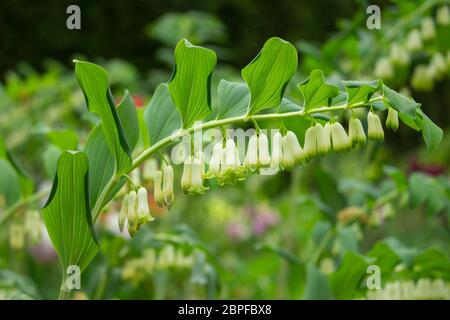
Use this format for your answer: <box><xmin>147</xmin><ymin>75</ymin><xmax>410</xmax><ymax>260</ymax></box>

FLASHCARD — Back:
<box><xmin>181</xmin><ymin>156</ymin><xmax>192</xmax><ymax>194</ymax></box>
<box><xmin>386</xmin><ymin>108</ymin><xmax>399</xmax><ymax>131</ymax></box>
<box><xmin>348</xmin><ymin>118</ymin><xmax>367</xmax><ymax>146</ymax></box>
<box><xmin>271</xmin><ymin>131</ymin><xmax>283</xmax><ymax>169</ymax></box>
<box><xmin>208</xmin><ymin>143</ymin><xmax>223</xmax><ymax>177</ymax></box>
<box><xmin>163</xmin><ymin>165</ymin><xmax>174</xmax><ymax>206</ymax></box>
<box><xmin>137</xmin><ymin>187</ymin><xmax>153</xmax><ymax>223</ymax></box>
<box><xmin>302</xmin><ymin>126</ymin><xmax>318</xmax><ymax>159</ymax></box>
<box><xmin>367</xmin><ymin>111</ymin><xmax>384</xmax><ymax>141</ymax></box>
<box><xmin>153</xmin><ymin>170</ymin><xmax>164</xmax><ymax>207</ymax></box>
<box><xmin>331</xmin><ymin>122</ymin><xmax>351</xmax><ymax>152</ymax></box>
<box><xmin>281</xmin><ymin>135</ymin><xmax>296</xmax><ymax>170</ymax></box>
<box><xmin>244</xmin><ymin>134</ymin><xmax>258</xmax><ymax>172</ymax></box>
<box><xmin>258</xmin><ymin>133</ymin><xmax>271</xmax><ymax>167</ymax></box>
<box><xmin>316</xmin><ymin>123</ymin><xmax>331</xmax><ymax>155</ymax></box>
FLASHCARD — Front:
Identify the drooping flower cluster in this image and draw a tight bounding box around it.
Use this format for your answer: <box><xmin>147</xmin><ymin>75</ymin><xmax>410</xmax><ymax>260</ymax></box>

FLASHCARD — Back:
<box><xmin>177</xmin><ymin>109</ymin><xmax>396</xmax><ymax>195</ymax></box>
<box><xmin>119</xmin><ymin>187</ymin><xmax>154</xmax><ymax>237</ymax></box>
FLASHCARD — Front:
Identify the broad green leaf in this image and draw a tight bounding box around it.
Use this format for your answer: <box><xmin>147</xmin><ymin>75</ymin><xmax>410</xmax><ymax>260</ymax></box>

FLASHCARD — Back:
<box><xmin>303</xmin><ymin>264</ymin><xmax>333</xmax><ymax>300</ymax></box>
<box><xmin>337</xmin><ymin>227</ymin><xmax>359</xmax><ymax>258</ymax></box>
<box><xmin>214</xmin><ymin>80</ymin><xmax>249</xmax><ymax>119</ymax></box>
<box><xmin>0</xmin><ymin>159</ymin><xmax>21</xmax><ymax>206</ymax></box>
<box><xmin>384</xmin><ymin>238</ymin><xmax>418</xmax><ymax>269</ymax></box>
<box><xmin>84</xmin><ymin>91</ymin><xmax>138</xmax><ymax>211</ymax></box>
<box><xmin>367</xmin><ymin>242</ymin><xmax>402</xmax><ymax>275</ymax></box>
<box><xmin>75</xmin><ymin>61</ymin><xmax>131</xmax><ymax>174</ymax></box>
<box><xmin>417</xmin><ymin>110</ymin><xmax>443</xmax><ymax>155</ymax></box>
<box><xmin>144</xmin><ymin>83</ymin><xmax>182</xmax><ymax>145</ymax></box>
<box><xmin>413</xmin><ymin>248</ymin><xmax>450</xmax><ymax>280</ymax></box>
<box><xmin>46</xmin><ymin>130</ymin><xmax>79</xmax><ymax>150</ymax></box>
<box><xmin>84</xmin><ymin>125</ymin><xmax>115</xmax><ymax>211</ymax></box>
<box><xmin>167</xmin><ymin>39</ymin><xmax>216</xmax><ymax>128</ymax></box>
<box><xmin>278</xmin><ymin>98</ymin><xmax>301</xmax><ymax>113</ymax></box>
<box><xmin>242</xmin><ymin>37</ymin><xmax>298</xmax><ymax>115</ymax></box>
<box><xmin>42</xmin><ymin>144</ymin><xmax>61</xmax><ymax>179</ymax></box>
<box><xmin>42</xmin><ymin>151</ymin><xmax>99</xmax><ymax>272</ymax></box>
<box><xmin>117</xmin><ymin>91</ymin><xmax>139</xmax><ymax>151</ymax></box>
<box><xmin>330</xmin><ymin>251</ymin><xmax>369</xmax><ymax>300</ymax></box>
<box><xmin>383</xmin><ymin>85</ymin><xmax>420</xmax><ymax>117</ymax></box>
<box><xmin>342</xmin><ymin>80</ymin><xmax>382</xmax><ymax>105</ymax></box>
<box><xmin>298</xmin><ymin>70</ymin><xmax>339</xmax><ymax>111</ymax></box>
<box><xmin>0</xmin><ymin>137</ymin><xmax>33</xmax><ymax>205</ymax></box>
<box><xmin>398</xmin><ymin>111</ymin><xmax>422</xmax><ymax>131</ymax></box>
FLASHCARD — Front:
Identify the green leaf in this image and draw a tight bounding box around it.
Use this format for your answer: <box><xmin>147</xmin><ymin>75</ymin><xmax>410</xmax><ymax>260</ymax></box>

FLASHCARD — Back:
<box><xmin>383</xmin><ymin>85</ymin><xmax>420</xmax><ymax>117</ymax></box>
<box><xmin>75</xmin><ymin>61</ymin><xmax>131</xmax><ymax>174</ymax></box>
<box><xmin>418</xmin><ymin>110</ymin><xmax>443</xmax><ymax>155</ymax></box>
<box><xmin>168</xmin><ymin>39</ymin><xmax>216</xmax><ymax>128</ymax></box>
<box><xmin>0</xmin><ymin>137</ymin><xmax>33</xmax><ymax>205</ymax></box>
<box><xmin>242</xmin><ymin>37</ymin><xmax>298</xmax><ymax>115</ymax></box>
<box><xmin>42</xmin><ymin>144</ymin><xmax>61</xmax><ymax>179</ymax></box>
<box><xmin>298</xmin><ymin>70</ymin><xmax>339</xmax><ymax>111</ymax></box>
<box><xmin>144</xmin><ymin>83</ymin><xmax>182</xmax><ymax>145</ymax></box>
<box><xmin>367</xmin><ymin>242</ymin><xmax>402</xmax><ymax>275</ymax></box>
<box><xmin>0</xmin><ymin>159</ymin><xmax>21</xmax><ymax>206</ymax></box>
<box><xmin>214</xmin><ymin>80</ymin><xmax>250</xmax><ymax>119</ymax></box>
<box><xmin>413</xmin><ymin>248</ymin><xmax>450</xmax><ymax>280</ymax></box>
<box><xmin>342</xmin><ymin>79</ymin><xmax>382</xmax><ymax>105</ymax></box>
<box><xmin>278</xmin><ymin>98</ymin><xmax>301</xmax><ymax>113</ymax></box>
<box><xmin>42</xmin><ymin>151</ymin><xmax>99</xmax><ymax>272</ymax></box>
<box><xmin>303</xmin><ymin>264</ymin><xmax>333</xmax><ymax>300</ymax></box>
<box><xmin>84</xmin><ymin>91</ymin><xmax>138</xmax><ymax>212</ymax></box>
<box><xmin>117</xmin><ymin>91</ymin><xmax>140</xmax><ymax>152</ymax></box>
<box><xmin>330</xmin><ymin>251</ymin><xmax>369</xmax><ymax>300</ymax></box>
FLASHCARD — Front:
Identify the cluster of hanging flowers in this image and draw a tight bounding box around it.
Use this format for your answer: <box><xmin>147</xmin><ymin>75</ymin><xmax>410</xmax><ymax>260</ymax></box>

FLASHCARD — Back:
<box><xmin>118</xmin><ymin>159</ymin><xmax>176</xmax><ymax>237</ymax></box>
<box><xmin>178</xmin><ymin>108</ymin><xmax>397</xmax><ymax>194</ymax></box>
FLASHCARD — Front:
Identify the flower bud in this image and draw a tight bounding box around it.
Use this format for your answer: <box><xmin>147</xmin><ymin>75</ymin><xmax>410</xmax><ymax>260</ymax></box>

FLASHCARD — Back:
<box><xmin>437</xmin><ymin>5</ymin><xmax>450</xmax><ymax>26</ymax></box>
<box><xmin>127</xmin><ymin>191</ymin><xmax>138</xmax><ymax>227</ymax></box>
<box><xmin>208</xmin><ymin>143</ymin><xmax>223</xmax><ymax>177</ymax></box>
<box><xmin>9</xmin><ymin>224</ymin><xmax>25</xmax><ymax>250</ymax></box>
<box><xmin>389</xmin><ymin>43</ymin><xmax>409</xmax><ymax>67</ymax></box>
<box><xmin>271</xmin><ymin>131</ymin><xmax>283</xmax><ymax>169</ymax></box>
<box><xmin>406</xmin><ymin>29</ymin><xmax>422</xmax><ymax>51</ymax></box>
<box><xmin>225</xmin><ymin>139</ymin><xmax>239</xmax><ymax>171</ymax></box>
<box><xmin>163</xmin><ymin>165</ymin><xmax>174</xmax><ymax>206</ymax></box>
<box><xmin>244</xmin><ymin>135</ymin><xmax>258</xmax><ymax>172</ymax></box>
<box><xmin>386</xmin><ymin>108</ymin><xmax>399</xmax><ymax>131</ymax></box>
<box><xmin>302</xmin><ymin>126</ymin><xmax>318</xmax><ymax>159</ymax></box>
<box><xmin>421</xmin><ymin>17</ymin><xmax>436</xmax><ymax>41</ymax></box>
<box><xmin>348</xmin><ymin>118</ymin><xmax>366</xmax><ymax>146</ymax></box>
<box><xmin>285</xmin><ymin>131</ymin><xmax>303</xmax><ymax>161</ymax></box>
<box><xmin>412</xmin><ymin>65</ymin><xmax>434</xmax><ymax>91</ymax></box>
<box><xmin>118</xmin><ymin>194</ymin><xmax>129</xmax><ymax>232</ymax></box>
<box><xmin>281</xmin><ymin>135</ymin><xmax>296</xmax><ymax>170</ymax></box>
<box><xmin>153</xmin><ymin>170</ymin><xmax>164</xmax><ymax>206</ymax></box>
<box><xmin>25</xmin><ymin>210</ymin><xmax>42</xmax><ymax>244</ymax></box>
<box><xmin>331</xmin><ymin>122</ymin><xmax>351</xmax><ymax>152</ymax></box>
<box><xmin>258</xmin><ymin>133</ymin><xmax>271</xmax><ymax>167</ymax></box>
<box><xmin>189</xmin><ymin>152</ymin><xmax>208</xmax><ymax>194</ymax></box>
<box><xmin>374</xmin><ymin>58</ymin><xmax>393</xmax><ymax>79</ymax></box>
<box><xmin>181</xmin><ymin>156</ymin><xmax>192</xmax><ymax>194</ymax></box>
<box><xmin>137</xmin><ymin>187</ymin><xmax>153</xmax><ymax>223</ymax></box>
<box><xmin>367</xmin><ymin>111</ymin><xmax>384</xmax><ymax>140</ymax></box>
<box><xmin>316</xmin><ymin>123</ymin><xmax>331</xmax><ymax>155</ymax></box>
<box><xmin>430</xmin><ymin>52</ymin><xmax>448</xmax><ymax>80</ymax></box>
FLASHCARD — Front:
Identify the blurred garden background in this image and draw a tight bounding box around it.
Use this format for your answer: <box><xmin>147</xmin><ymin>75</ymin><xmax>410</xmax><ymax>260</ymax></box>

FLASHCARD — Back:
<box><xmin>0</xmin><ymin>0</ymin><xmax>449</xmax><ymax>299</ymax></box>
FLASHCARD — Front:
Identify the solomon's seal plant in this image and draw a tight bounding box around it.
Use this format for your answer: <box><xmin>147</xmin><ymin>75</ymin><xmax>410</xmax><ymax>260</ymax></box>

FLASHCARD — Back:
<box><xmin>0</xmin><ymin>37</ymin><xmax>443</xmax><ymax>298</ymax></box>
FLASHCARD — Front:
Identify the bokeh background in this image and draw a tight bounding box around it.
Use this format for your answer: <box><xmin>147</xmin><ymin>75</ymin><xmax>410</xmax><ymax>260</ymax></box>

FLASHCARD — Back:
<box><xmin>0</xmin><ymin>0</ymin><xmax>449</xmax><ymax>299</ymax></box>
